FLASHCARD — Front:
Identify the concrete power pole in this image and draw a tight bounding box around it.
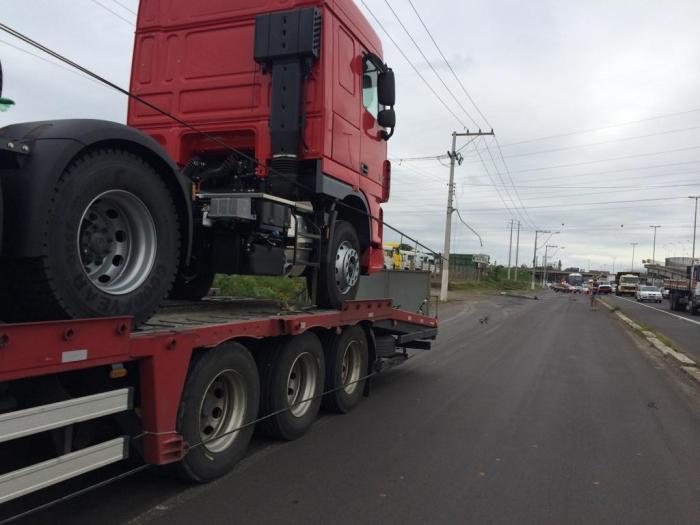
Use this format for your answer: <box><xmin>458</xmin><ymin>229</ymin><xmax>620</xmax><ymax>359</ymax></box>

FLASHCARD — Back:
<box><xmin>507</xmin><ymin>220</ymin><xmax>514</xmax><ymax>280</ymax></box>
<box><xmin>440</xmin><ymin>130</ymin><xmax>495</xmax><ymax>301</ymax></box>
<box><xmin>514</xmin><ymin>221</ymin><xmax>521</xmax><ymax>280</ymax></box>
<box><xmin>630</xmin><ymin>242</ymin><xmax>638</xmax><ymax>272</ymax></box>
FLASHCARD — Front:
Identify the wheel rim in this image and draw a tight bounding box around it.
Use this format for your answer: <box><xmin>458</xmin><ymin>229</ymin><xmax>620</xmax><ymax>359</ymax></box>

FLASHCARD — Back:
<box><xmin>198</xmin><ymin>369</ymin><xmax>248</xmax><ymax>453</ymax></box>
<box><xmin>287</xmin><ymin>352</ymin><xmax>318</xmax><ymax>417</ymax></box>
<box><xmin>340</xmin><ymin>340</ymin><xmax>362</xmax><ymax>395</ymax></box>
<box><xmin>78</xmin><ymin>190</ymin><xmax>157</xmax><ymax>295</ymax></box>
<box><xmin>334</xmin><ymin>240</ymin><xmax>359</xmax><ymax>295</ymax></box>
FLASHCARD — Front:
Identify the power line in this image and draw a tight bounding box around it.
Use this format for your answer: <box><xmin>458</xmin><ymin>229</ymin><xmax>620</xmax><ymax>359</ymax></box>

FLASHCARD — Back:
<box><xmin>0</xmin><ymin>39</ymin><xmax>106</xmax><ymax>88</ymax></box>
<box><xmin>508</xmin><ymin>145</ymin><xmax>700</xmax><ymax>175</ymax></box>
<box><xmin>90</xmin><ymin>0</ymin><xmax>135</xmax><ymax>26</ymax></box>
<box><xmin>461</xmin><ymin>124</ymin><xmax>700</xmax><ymax>164</ymax></box>
<box><xmin>109</xmin><ymin>0</ymin><xmax>136</xmax><ymax>15</ymax></box>
<box><xmin>358</xmin><ymin>0</ymin><xmax>468</xmax><ymax>129</ymax></box>
<box><xmin>406</xmin><ymin>0</ymin><xmax>491</xmax><ymax>129</ymax></box>
<box><xmin>501</xmin><ymin>107</ymin><xmax>700</xmax><ymax>148</ymax></box>
<box><xmin>383</xmin><ymin>0</ymin><xmax>479</xmax><ymax>128</ymax></box>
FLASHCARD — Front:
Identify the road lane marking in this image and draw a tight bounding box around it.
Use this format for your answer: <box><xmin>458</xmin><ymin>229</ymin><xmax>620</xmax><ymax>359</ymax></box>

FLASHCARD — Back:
<box><xmin>609</xmin><ymin>296</ymin><xmax>700</xmax><ymax>326</ymax></box>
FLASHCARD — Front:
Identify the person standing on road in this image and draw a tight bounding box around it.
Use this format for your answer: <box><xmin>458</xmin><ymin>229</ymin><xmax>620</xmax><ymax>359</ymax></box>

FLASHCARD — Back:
<box><xmin>590</xmin><ymin>279</ymin><xmax>599</xmax><ymax>310</ymax></box>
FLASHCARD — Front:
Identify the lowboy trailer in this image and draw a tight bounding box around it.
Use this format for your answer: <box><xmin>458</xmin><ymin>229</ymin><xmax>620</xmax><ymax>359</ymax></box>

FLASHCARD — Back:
<box><xmin>0</xmin><ymin>298</ymin><xmax>437</xmax><ymax>505</ymax></box>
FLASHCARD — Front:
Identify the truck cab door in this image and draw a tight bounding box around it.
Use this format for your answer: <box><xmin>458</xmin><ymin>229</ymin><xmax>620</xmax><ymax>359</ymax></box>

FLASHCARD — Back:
<box><xmin>359</xmin><ymin>54</ymin><xmax>387</xmax><ymax>199</ymax></box>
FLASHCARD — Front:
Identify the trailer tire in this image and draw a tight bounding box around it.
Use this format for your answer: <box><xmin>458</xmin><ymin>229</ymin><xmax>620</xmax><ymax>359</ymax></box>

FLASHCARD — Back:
<box><xmin>314</xmin><ymin>220</ymin><xmax>361</xmax><ymax>309</ymax></box>
<box><xmin>175</xmin><ymin>342</ymin><xmax>259</xmax><ymax>483</ymax></box>
<box><xmin>0</xmin><ymin>149</ymin><xmax>179</xmax><ymax>327</ymax></box>
<box><xmin>321</xmin><ymin>326</ymin><xmax>368</xmax><ymax>413</ymax></box>
<box><xmin>257</xmin><ymin>333</ymin><xmax>324</xmax><ymax>440</ymax></box>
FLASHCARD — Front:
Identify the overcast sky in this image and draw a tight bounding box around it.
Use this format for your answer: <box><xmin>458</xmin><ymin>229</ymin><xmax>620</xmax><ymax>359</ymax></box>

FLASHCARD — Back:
<box><xmin>3</xmin><ymin>0</ymin><xmax>700</xmax><ymax>272</ymax></box>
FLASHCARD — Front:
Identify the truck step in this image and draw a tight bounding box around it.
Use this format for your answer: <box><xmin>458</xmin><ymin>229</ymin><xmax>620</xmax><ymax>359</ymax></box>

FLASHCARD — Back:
<box><xmin>0</xmin><ymin>388</ymin><xmax>133</xmax><ymax>444</ymax></box>
<box><xmin>0</xmin><ymin>437</ymin><xmax>128</xmax><ymax>504</ymax></box>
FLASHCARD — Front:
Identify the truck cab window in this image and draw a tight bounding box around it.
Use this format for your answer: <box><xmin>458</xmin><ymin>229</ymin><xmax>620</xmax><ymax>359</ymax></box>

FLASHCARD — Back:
<box><xmin>362</xmin><ymin>57</ymin><xmax>379</xmax><ymax>119</ymax></box>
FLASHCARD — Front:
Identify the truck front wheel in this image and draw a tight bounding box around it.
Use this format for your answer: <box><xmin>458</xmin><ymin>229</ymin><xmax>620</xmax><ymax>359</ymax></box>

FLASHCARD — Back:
<box><xmin>314</xmin><ymin>220</ymin><xmax>361</xmax><ymax>309</ymax></box>
<box><xmin>1</xmin><ymin>149</ymin><xmax>179</xmax><ymax>327</ymax></box>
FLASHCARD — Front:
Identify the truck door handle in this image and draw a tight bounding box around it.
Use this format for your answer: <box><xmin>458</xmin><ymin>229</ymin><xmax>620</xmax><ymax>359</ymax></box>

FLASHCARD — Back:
<box><xmin>360</xmin><ymin>162</ymin><xmax>369</xmax><ymax>175</ymax></box>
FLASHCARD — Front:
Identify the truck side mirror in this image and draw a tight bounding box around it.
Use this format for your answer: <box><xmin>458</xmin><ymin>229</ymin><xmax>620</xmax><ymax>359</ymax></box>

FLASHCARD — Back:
<box><xmin>378</xmin><ymin>69</ymin><xmax>395</xmax><ymax>107</ymax></box>
<box><xmin>378</xmin><ymin>108</ymin><xmax>395</xmax><ymax>141</ymax></box>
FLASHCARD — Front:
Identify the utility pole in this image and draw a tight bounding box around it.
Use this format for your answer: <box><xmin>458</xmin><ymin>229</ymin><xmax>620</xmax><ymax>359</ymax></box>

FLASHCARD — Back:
<box><xmin>542</xmin><ymin>244</ymin><xmax>558</xmax><ymax>286</ymax></box>
<box><xmin>630</xmin><ymin>242</ymin><xmax>638</xmax><ymax>272</ymax></box>
<box><xmin>650</xmin><ymin>225</ymin><xmax>661</xmax><ymax>265</ymax></box>
<box><xmin>531</xmin><ymin>230</ymin><xmax>549</xmax><ymax>290</ymax></box>
<box><xmin>507</xmin><ymin>220</ymin><xmax>514</xmax><ymax>280</ymax></box>
<box><xmin>690</xmin><ymin>196</ymin><xmax>700</xmax><ymax>264</ymax></box>
<box><xmin>440</xmin><ymin>129</ymin><xmax>495</xmax><ymax>301</ymax></box>
<box><xmin>514</xmin><ymin>221</ymin><xmax>521</xmax><ymax>280</ymax></box>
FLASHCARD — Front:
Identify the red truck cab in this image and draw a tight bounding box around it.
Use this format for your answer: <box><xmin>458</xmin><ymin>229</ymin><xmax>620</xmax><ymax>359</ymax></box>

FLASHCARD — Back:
<box><xmin>128</xmin><ymin>0</ymin><xmax>395</xmax><ymax>306</ymax></box>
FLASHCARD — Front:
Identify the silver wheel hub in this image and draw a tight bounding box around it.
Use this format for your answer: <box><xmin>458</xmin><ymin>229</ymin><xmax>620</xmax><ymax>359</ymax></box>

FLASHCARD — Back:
<box><xmin>341</xmin><ymin>340</ymin><xmax>362</xmax><ymax>395</ymax></box>
<box><xmin>334</xmin><ymin>240</ymin><xmax>359</xmax><ymax>295</ymax></box>
<box><xmin>199</xmin><ymin>369</ymin><xmax>247</xmax><ymax>453</ymax></box>
<box><xmin>287</xmin><ymin>352</ymin><xmax>318</xmax><ymax>418</ymax></box>
<box><xmin>78</xmin><ymin>190</ymin><xmax>157</xmax><ymax>295</ymax></box>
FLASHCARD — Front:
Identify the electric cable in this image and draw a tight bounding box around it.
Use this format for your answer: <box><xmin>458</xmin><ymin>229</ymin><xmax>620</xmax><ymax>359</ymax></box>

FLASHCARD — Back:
<box><xmin>383</xmin><ymin>0</ymin><xmax>479</xmax><ymax>128</ymax></box>
<box><xmin>357</xmin><ymin>0</ymin><xmax>469</xmax><ymax>129</ymax></box>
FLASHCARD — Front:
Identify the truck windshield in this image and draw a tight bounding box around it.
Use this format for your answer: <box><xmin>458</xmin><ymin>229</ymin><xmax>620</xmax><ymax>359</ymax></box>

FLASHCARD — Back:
<box><xmin>621</xmin><ymin>276</ymin><xmax>639</xmax><ymax>284</ymax></box>
<box><xmin>362</xmin><ymin>57</ymin><xmax>379</xmax><ymax>118</ymax></box>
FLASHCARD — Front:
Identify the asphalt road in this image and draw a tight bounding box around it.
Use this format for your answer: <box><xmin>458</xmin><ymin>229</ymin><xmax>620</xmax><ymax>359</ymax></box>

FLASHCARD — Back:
<box><xmin>603</xmin><ymin>294</ymin><xmax>700</xmax><ymax>361</ymax></box>
<box><xmin>6</xmin><ymin>291</ymin><xmax>700</xmax><ymax>525</ymax></box>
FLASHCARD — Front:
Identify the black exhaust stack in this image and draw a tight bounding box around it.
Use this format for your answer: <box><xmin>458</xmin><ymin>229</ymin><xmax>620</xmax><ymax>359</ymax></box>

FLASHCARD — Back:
<box><xmin>254</xmin><ymin>7</ymin><xmax>321</xmax><ymax>187</ymax></box>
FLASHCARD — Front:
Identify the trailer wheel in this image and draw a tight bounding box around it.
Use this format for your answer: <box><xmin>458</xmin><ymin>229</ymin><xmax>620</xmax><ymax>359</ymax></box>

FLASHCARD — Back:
<box><xmin>257</xmin><ymin>333</ymin><xmax>324</xmax><ymax>440</ymax></box>
<box><xmin>314</xmin><ymin>220</ymin><xmax>361</xmax><ymax>309</ymax></box>
<box><xmin>1</xmin><ymin>149</ymin><xmax>179</xmax><ymax>327</ymax></box>
<box><xmin>321</xmin><ymin>326</ymin><xmax>369</xmax><ymax>413</ymax></box>
<box><xmin>175</xmin><ymin>342</ymin><xmax>259</xmax><ymax>483</ymax></box>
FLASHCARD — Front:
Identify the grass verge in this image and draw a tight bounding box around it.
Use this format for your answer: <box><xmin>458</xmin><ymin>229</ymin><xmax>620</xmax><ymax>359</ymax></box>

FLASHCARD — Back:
<box><xmin>213</xmin><ymin>275</ymin><xmax>307</xmax><ymax>303</ymax></box>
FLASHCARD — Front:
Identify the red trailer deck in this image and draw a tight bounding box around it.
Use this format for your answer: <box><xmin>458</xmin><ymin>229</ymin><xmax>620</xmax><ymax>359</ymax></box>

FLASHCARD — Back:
<box><xmin>0</xmin><ymin>298</ymin><xmax>437</xmax><ymax>505</ymax></box>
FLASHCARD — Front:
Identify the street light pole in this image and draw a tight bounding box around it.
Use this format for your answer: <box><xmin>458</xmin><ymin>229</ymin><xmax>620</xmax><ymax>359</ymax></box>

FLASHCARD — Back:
<box><xmin>630</xmin><ymin>242</ymin><xmax>638</xmax><ymax>272</ymax></box>
<box><xmin>514</xmin><ymin>221</ymin><xmax>521</xmax><ymax>280</ymax></box>
<box><xmin>650</xmin><ymin>225</ymin><xmax>661</xmax><ymax>265</ymax></box>
<box><xmin>531</xmin><ymin>230</ymin><xmax>554</xmax><ymax>290</ymax></box>
<box><xmin>690</xmin><ymin>196</ymin><xmax>699</xmax><ymax>264</ymax></box>
<box><xmin>507</xmin><ymin>220</ymin><xmax>514</xmax><ymax>280</ymax></box>
<box><xmin>543</xmin><ymin>245</ymin><xmax>558</xmax><ymax>286</ymax></box>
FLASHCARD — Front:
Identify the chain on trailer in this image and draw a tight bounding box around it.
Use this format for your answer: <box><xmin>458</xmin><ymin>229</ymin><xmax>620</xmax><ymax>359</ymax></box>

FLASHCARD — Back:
<box><xmin>0</xmin><ymin>22</ymin><xmax>444</xmax><ymax>262</ymax></box>
<box><xmin>0</xmin><ymin>364</ymin><xmax>391</xmax><ymax>525</ymax></box>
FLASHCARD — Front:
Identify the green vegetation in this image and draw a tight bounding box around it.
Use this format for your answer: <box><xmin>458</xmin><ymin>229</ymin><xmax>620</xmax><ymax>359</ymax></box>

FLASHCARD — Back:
<box><xmin>449</xmin><ymin>266</ymin><xmax>535</xmax><ymax>292</ymax></box>
<box><xmin>213</xmin><ymin>275</ymin><xmax>307</xmax><ymax>303</ymax></box>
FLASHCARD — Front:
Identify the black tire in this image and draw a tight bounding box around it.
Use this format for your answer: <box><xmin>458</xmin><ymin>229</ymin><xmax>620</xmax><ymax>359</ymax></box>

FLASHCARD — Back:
<box><xmin>0</xmin><ymin>149</ymin><xmax>179</xmax><ymax>327</ymax></box>
<box><xmin>257</xmin><ymin>332</ymin><xmax>325</xmax><ymax>441</ymax></box>
<box><xmin>175</xmin><ymin>342</ymin><xmax>260</xmax><ymax>483</ymax></box>
<box><xmin>170</xmin><ymin>261</ymin><xmax>216</xmax><ymax>301</ymax></box>
<box><xmin>314</xmin><ymin>220</ymin><xmax>361</xmax><ymax>309</ymax></box>
<box><xmin>321</xmin><ymin>326</ymin><xmax>369</xmax><ymax>414</ymax></box>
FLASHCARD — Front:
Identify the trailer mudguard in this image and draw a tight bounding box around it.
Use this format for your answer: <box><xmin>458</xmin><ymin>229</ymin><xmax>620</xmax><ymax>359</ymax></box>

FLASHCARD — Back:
<box><xmin>0</xmin><ymin>119</ymin><xmax>192</xmax><ymax>260</ymax></box>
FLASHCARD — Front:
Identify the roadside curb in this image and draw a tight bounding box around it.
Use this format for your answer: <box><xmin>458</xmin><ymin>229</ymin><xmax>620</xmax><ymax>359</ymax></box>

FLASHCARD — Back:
<box><xmin>682</xmin><ymin>366</ymin><xmax>700</xmax><ymax>385</ymax></box>
<box><xmin>605</xmin><ymin>300</ymin><xmax>698</xmax><ymax>370</ymax></box>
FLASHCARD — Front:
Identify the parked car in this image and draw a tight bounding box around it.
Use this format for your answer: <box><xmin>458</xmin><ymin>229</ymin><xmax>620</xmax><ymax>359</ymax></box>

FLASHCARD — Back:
<box><xmin>662</xmin><ymin>288</ymin><xmax>670</xmax><ymax>299</ymax></box>
<box><xmin>636</xmin><ymin>286</ymin><xmax>663</xmax><ymax>303</ymax></box>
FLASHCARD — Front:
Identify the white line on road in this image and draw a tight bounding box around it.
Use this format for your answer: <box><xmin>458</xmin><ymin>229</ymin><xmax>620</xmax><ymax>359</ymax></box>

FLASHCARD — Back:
<box><xmin>610</xmin><ymin>295</ymin><xmax>700</xmax><ymax>326</ymax></box>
